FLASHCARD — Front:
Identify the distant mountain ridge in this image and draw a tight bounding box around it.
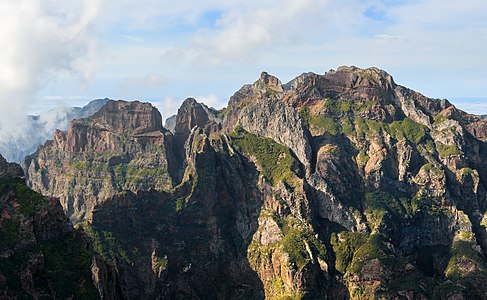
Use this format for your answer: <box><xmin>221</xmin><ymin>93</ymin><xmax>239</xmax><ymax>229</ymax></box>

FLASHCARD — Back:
<box><xmin>0</xmin><ymin>98</ymin><xmax>109</xmax><ymax>162</ymax></box>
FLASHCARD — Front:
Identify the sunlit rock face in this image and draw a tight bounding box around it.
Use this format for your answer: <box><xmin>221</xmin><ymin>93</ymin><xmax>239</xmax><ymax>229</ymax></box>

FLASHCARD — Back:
<box><xmin>22</xmin><ymin>67</ymin><xmax>487</xmax><ymax>299</ymax></box>
<box><xmin>23</xmin><ymin>100</ymin><xmax>176</xmax><ymax>222</ymax></box>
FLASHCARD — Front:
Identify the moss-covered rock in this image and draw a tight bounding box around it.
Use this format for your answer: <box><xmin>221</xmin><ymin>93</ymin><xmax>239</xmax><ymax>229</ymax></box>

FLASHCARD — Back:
<box><xmin>231</xmin><ymin>128</ymin><xmax>301</xmax><ymax>186</ymax></box>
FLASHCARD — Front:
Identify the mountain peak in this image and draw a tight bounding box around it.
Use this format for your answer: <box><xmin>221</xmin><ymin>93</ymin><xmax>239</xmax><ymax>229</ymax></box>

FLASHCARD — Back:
<box><xmin>325</xmin><ymin>65</ymin><xmax>396</xmax><ymax>90</ymax></box>
<box><xmin>180</xmin><ymin>97</ymin><xmax>199</xmax><ymax>108</ymax></box>
<box><xmin>256</xmin><ymin>71</ymin><xmax>283</xmax><ymax>92</ymax></box>
<box><xmin>89</xmin><ymin>100</ymin><xmax>164</xmax><ymax>134</ymax></box>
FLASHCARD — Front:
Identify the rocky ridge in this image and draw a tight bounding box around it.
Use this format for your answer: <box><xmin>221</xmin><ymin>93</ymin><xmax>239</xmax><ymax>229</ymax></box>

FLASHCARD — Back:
<box><xmin>23</xmin><ymin>66</ymin><xmax>487</xmax><ymax>299</ymax></box>
<box><xmin>23</xmin><ymin>100</ymin><xmax>176</xmax><ymax>222</ymax></box>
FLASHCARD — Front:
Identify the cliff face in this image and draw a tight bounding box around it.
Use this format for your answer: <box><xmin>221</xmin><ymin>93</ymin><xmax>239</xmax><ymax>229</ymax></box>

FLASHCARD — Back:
<box><xmin>0</xmin><ymin>154</ymin><xmax>101</xmax><ymax>299</ymax></box>
<box><xmin>223</xmin><ymin>72</ymin><xmax>313</xmax><ymax>174</ymax></box>
<box><xmin>85</xmin><ymin>132</ymin><xmax>265</xmax><ymax>299</ymax></box>
<box><xmin>23</xmin><ymin>66</ymin><xmax>487</xmax><ymax>299</ymax></box>
<box><xmin>23</xmin><ymin>100</ymin><xmax>176</xmax><ymax>222</ymax></box>
<box><xmin>0</xmin><ymin>99</ymin><xmax>109</xmax><ymax>163</ymax></box>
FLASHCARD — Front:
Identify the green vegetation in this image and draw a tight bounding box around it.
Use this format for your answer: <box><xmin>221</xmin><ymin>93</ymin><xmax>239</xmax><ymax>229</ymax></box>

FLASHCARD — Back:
<box><xmin>299</xmin><ymin>107</ymin><xmax>311</xmax><ymax>126</ymax></box>
<box><xmin>323</xmin><ymin>98</ymin><xmax>351</xmax><ymax>114</ymax></box>
<box><xmin>366</xmin><ymin>119</ymin><xmax>389</xmax><ymax>134</ymax></box>
<box><xmin>433</xmin><ymin>114</ymin><xmax>448</xmax><ymax>124</ymax></box>
<box><xmin>281</xmin><ymin>228</ymin><xmax>312</xmax><ymax>269</ymax></box>
<box><xmin>389</xmin><ymin>117</ymin><xmax>428</xmax><ymax>144</ymax></box>
<box><xmin>247</xmin><ymin>239</ymin><xmax>268</xmax><ymax>268</ymax></box>
<box><xmin>231</xmin><ymin>128</ymin><xmax>299</xmax><ymax>186</ymax></box>
<box><xmin>330</xmin><ymin>231</ymin><xmax>369</xmax><ymax>273</ymax></box>
<box><xmin>445</xmin><ymin>240</ymin><xmax>486</xmax><ymax>278</ymax></box>
<box><xmin>425</xmin><ymin>138</ymin><xmax>437</xmax><ymax>153</ymax></box>
<box><xmin>300</xmin><ymin>102</ymin><xmax>428</xmax><ymax>144</ymax></box>
<box><xmin>299</xmin><ymin>106</ymin><xmax>341</xmax><ymax>135</ymax></box>
<box><xmin>410</xmin><ymin>195</ymin><xmax>447</xmax><ymax>217</ymax></box>
<box><xmin>154</xmin><ymin>256</ymin><xmax>168</xmax><ymax>269</ymax></box>
<box><xmin>437</xmin><ymin>143</ymin><xmax>462</xmax><ymax>157</ymax></box>
<box><xmin>277</xmin><ymin>216</ymin><xmax>327</xmax><ymax>270</ymax></box>
<box><xmin>126</xmin><ymin>167</ymin><xmax>168</xmax><ymax>184</ymax></box>
<box><xmin>108</xmin><ymin>163</ymin><xmax>169</xmax><ymax>186</ymax></box>
<box><xmin>72</xmin><ymin>160</ymin><xmax>89</xmax><ymax>170</ymax></box>
<box><xmin>421</xmin><ymin>163</ymin><xmax>444</xmax><ymax>176</ymax></box>
<box><xmin>39</xmin><ymin>236</ymin><xmax>98</xmax><ymax>299</ymax></box>
<box><xmin>354</xmin><ymin>117</ymin><xmax>367</xmax><ymax>139</ymax></box>
<box><xmin>14</xmin><ymin>182</ymin><xmax>48</xmax><ymax>215</ymax></box>
<box><xmin>72</xmin><ymin>160</ymin><xmax>110</xmax><ymax>172</ymax></box>
<box><xmin>0</xmin><ymin>178</ymin><xmax>97</xmax><ymax>298</ymax></box>
<box><xmin>128</xmin><ymin>167</ymin><xmax>167</xmax><ymax>178</ymax></box>
<box><xmin>70</xmin><ymin>151</ymin><xmax>170</xmax><ymax>187</ymax></box>
<box><xmin>348</xmin><ymin>233</ymin><xmax>397</xmax><ymax>274</ymax></box>
<box><xmin>0</xmin><ymin>178</ymin><xmax>48</xmax><ymax>216</ymax></box>
<box><xmin>276</xmin><ymin>294</ymin><xmax>303</xmax><ymax>300</ymax></box>
<box><xmin>339</xmin><ymin>116</ymin><xmax>354</xmax><ymax>135</ymax></box>
<box><xmin>266</xmin><ymin>277</ymin><xmax>303</xmax><ymax>300</ymax></box>
<box><xmin>364</xmin><ymin>191</ymin><xmax>407</xmax><ymax>229</ymax></box>
<box><xmin>383</xmin><ymin>271</ymin><xmax>435</xmax><ymax>297</ymax></box>
<box><xmin>310</xmin><ymin>116</ymin><xmax>341</xmax><ymax>135</ymax></box>
<box><xmin>321</xmin><ymin>98</ymin><xmax>378</xmax><ymax>115</ymax></box>
<box><xmin>356</xmin><ymin>150</ymin><xmax>370</xmax><ymax>169</ymax></box>
<box><xmin>249</xmin><ymin>213</ymin><xmax>328</xmax><ymax>272</ymax></box>
<box><xmin>175</xmin><ymin>197</ymin><xmax>186</xmax><ymax>212</ymax></box>
<box><xmin>83</xmin><ymin>224</ymin><xmax>131</xmax><ymax>264</ymax></box>
<box><xmin>353</xmin><ymin>116</ymin><xmax>428</xmax><ymax>144</ymax></box>
<box><xmin>352</xmin><ymin>117</ymin><xmax>390</xmax><ymax>140</ymax></box>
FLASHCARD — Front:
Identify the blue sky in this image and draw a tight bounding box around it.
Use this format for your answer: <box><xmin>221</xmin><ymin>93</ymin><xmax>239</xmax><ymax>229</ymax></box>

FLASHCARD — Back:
<box><xmin>0</xmin><ymin>0</ymin><xmax>486</xmax><ymax>131</ymax></box>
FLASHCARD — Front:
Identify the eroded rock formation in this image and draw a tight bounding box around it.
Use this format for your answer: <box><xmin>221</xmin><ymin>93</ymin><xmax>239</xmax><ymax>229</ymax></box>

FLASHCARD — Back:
<box><xmin>21</xmin><ymin>66</ymin><xmax>487</xmax><ymax>299</ymax></box>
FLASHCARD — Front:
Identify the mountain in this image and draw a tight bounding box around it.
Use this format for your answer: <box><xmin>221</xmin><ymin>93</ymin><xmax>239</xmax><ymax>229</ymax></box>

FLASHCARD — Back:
<box><xmin>23</xmin><ymin>100</ymin><xmax>176</xmax><ymax>222</ymax></box>
<box><xmin>0</xmin><ymin>154</ymin><xmax>101</xmax><ymax>299</ymax></box>
<box><xmin>22</xmin><ymin>66</ymin><xmax>487</xmax><ymax>299</ymax></box>
<box><xmin>0</xmin><ymin>99</ymin><xmax>109</xmax><ymax>163</ymax></box>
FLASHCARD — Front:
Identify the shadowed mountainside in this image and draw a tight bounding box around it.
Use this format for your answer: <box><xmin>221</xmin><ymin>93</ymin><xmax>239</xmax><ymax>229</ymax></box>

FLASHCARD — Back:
<box><xmin>21</xmin><ymin>66</ymin><xmax>487</xmax><ymax>299</ymax></box>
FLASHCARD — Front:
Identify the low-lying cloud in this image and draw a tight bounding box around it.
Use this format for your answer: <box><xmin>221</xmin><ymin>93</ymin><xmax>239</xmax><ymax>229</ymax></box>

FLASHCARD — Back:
<box><xmin>0</xmin><ymin>0</ymin><xmax>101</xmax><ymax>143</ymax></box>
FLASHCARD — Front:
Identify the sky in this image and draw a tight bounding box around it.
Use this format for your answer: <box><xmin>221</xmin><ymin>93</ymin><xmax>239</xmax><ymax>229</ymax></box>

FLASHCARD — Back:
<box><xmin>0</xmin><ymin>0</ymin><xmax>486</xmax><ymax>134</ymax></box>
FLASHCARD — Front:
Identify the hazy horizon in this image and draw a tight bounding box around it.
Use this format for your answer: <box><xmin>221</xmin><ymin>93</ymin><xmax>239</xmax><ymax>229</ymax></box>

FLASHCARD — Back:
<box><xmin>2</xmin><ymin>0</ymin><xmax>486</xmax><ymax>139</ymax></box>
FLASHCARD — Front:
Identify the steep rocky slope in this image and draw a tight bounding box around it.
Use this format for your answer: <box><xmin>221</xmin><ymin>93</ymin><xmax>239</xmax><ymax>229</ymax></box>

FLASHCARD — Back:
<box><xmin>23</xmin><ymin>100</ymin><xmax>177</xmax><ymax>222</ymax></box>
<box><xmin>24</xmin><ymin>66</ymin><xmax>487</xmax><ymax>299</ymax></box>
<box><xmin>0</xmin><ymin>154</ymin><xmax>101</xmax><ymax>299</ymax></box>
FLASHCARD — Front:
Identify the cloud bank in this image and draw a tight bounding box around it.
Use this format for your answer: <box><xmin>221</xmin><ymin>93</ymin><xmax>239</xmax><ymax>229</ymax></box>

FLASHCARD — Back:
<box><xmin>0</xmin><ymin>0</ymin><xmax>101</xmax><ymax>139</ymax></box>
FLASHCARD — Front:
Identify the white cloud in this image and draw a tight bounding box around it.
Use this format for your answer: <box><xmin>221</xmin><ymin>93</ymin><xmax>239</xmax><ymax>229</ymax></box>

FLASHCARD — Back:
<box><xmin>120</xmin><ymin>73</ymin><xmax>167</xmax><ymax>94</ymax></box>
<box><xmin>190</xmin><ymin>94</ymin><xmax>223</xmax><ymax>109</ymax></box>
<box><xmin>153</xmin><ymin>93</ymin><xmax>224</xmax><ymax>121</ymax></box>
<box><xmin>168</xmin><ymin>0</ymin><xmax>334</xmax><ymax>66</ymax></box>
<box><xmin>153</xmin><ymin>96</ymin><xmax>183</xmax><ymax>121</ymax></box>
<box><xmin>0</xmin><ymin>0</ymin><xmax>101</xmax><ymax>141</ymax></box>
